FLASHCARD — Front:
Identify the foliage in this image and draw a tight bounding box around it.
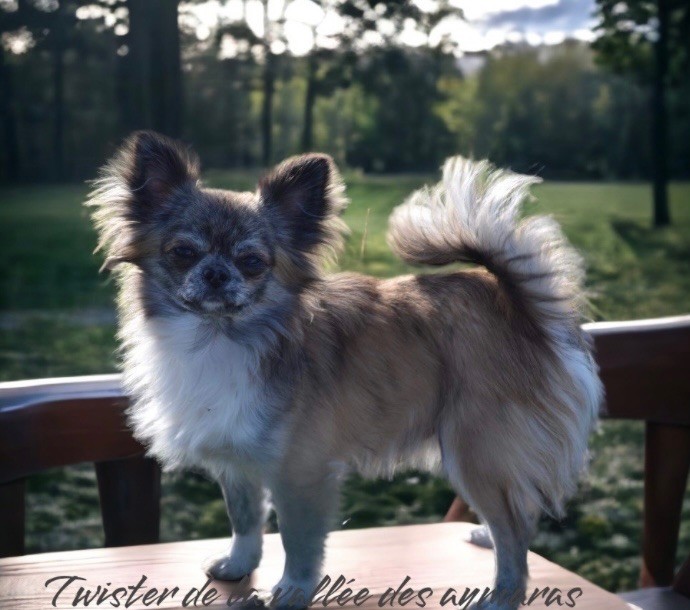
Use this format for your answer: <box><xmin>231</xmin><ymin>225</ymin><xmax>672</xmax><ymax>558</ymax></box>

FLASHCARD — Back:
<box><xmin>592</xmin><ymin>0</ymin><xmax>690</xmax><ymax>85</ymax></box>
<box><xmin>592</xmin><ymin>0</ymin><xmax>690</xmax><ymax>179</ymax></box>
<box><xmin>2</xmin><ymin>3</ymin><xmax>690</xmax><ymax>182</ymax></box>
<box><xmin>469</xmin><ymin>44</ymin><xmax>646</xmax><ymax>178</ymax></box>
<box><xmin>347</xmin><ymin>46</ymin><xmax>457</xmax><ymax>172</ymax></box>
<box><xmin>592</xmin><ymin>0</ymin><xmax>690</xmax><ymax>225</ymax></box>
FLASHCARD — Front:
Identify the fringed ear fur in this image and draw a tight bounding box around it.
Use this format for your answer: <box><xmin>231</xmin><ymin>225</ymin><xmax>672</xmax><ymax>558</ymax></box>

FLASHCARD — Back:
<box><xmin>259</xmin><ymin>153</ymin><xmax>348</xmax><ymax>280</ymax></box>
<box><xmin>86</xmin><ymin>130</ymin><xmax>200</xmax><ymax>270</ymax></box>
<box><xmin>124</xmin><ymin>130</ymin><xmax>200</xmax><ymax>219</ymax></box>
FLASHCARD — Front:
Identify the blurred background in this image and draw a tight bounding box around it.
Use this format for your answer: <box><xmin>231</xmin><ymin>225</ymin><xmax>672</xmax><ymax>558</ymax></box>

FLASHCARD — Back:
<box><xmin>1</xmin><ymin>0</ymin><xmax>689</xmax><ymax>595</ymax></box>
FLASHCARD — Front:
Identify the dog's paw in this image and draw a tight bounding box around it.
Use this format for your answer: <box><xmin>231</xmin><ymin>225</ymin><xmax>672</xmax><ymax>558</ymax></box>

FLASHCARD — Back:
<box><xmin>204</xmin><ymin>552</ymin><xmax>257</xmax><ymax>581</ymax></box>
<box><xmin>204</xmin><ymin>537</ymin><xmax>262</xmax><ymax>581</ymax></box>
<box><xmin>205</xmin><ymin>555</ymin><xmax>253</xmax><ymax>581</ymax></box>
<box><xmin>269</xmin><ymin>576</ymin><xmax>316</xmax><ymax>610</ymax></box>
<box><xmin>468</xmin><ymin>525</ymin><xmax>493</xmax><ymax>549</ymax></box>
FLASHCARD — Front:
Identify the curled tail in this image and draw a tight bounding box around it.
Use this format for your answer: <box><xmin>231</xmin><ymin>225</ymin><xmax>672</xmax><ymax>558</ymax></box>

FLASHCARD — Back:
<box><xmin>389</xmin><ymin>157</ymin><xmax>603</xmax><ymax>517</ymax></box>
<box><xmin>387</xmin><ymin>156</ymin><xmax>586</xmax><ymax>343</ymax></box>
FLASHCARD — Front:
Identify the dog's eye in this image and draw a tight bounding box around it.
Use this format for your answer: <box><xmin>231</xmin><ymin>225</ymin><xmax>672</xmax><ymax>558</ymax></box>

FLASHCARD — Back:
<box><xmin>236</xmin><ymin>254</ymin><xmax>267</xmax><ymax>277</ymax></box>
<box><xmin>172</xmin><ymin>245</ymin><xmax>198</xmax><ymax>259</ymax></box>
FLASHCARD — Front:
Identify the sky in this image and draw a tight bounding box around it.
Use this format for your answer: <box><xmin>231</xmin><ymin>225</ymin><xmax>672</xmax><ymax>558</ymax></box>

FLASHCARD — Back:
<box><xmin>452</xmin><ymin>0</ymin><xmax>597</xmax><ymax>51</ymax></box>
<box><xmin>1</xmin><ymin>0</ymin><xmax>598</xmax><ymax>56</ymax></box>
<box><xmin>190</xmin><ymin>0</ymin><xmax>598</xmax><ymax>56</ymax></box>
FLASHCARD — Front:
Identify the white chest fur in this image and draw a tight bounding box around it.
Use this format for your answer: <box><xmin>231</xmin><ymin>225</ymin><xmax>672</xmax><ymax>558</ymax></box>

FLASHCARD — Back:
<box><xmin>122</xmin><ymin>313</ymin><xmax>267</xmax><ymax>471</ymax></box>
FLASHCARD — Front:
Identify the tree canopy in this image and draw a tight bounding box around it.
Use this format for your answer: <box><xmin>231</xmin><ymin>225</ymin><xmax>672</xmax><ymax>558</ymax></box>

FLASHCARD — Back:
<box><xmin>593</xmin><ymin>0</ymin><xmax>690</xmax><ymax>225</ymax></box>
<box><xmin>0</xmin><ymin>0</ymin><xmax>689</xmax><ymax>190</ymax></box>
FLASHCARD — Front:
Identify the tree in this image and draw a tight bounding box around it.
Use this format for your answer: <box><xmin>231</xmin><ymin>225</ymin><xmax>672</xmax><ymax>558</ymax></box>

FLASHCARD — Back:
<box><xmin>120</xmin><ymin>0</ymin><xmax>183</xmax><ymax>137</ymax></box>
<box><xmin>0</xmin><ymin>0</ymin><xmax>77</xmax><ymax>180</ymax></box>
<box><xmin>186</xmin><ymin>26</ymin><xmax>259</xmax><ymax>167</ymax></box>
<box><xmin>297</xmin><ymin>0</ymin><xmax>462</xmax><ymax>152</ymax></box>
<box><xmin>0</xmin><ymin>34</ymin><xmax>20</xmax><ymax>182</ymax></box>
<box><xmin>593</xmin><ymin>0</ymin><xmax>690</xmax><ymax>226</ymax></box>
<box><xmin>0</xmin><ymin>0</ymin><xmax>184</xmax><ymax>180</ymax></box>
<box><xmin>347</xmin><ymin>45</ymin><xmax>457</xmax><ymax>172</ymax></box>
<box><xmin>215</xmin><ymin>0</ymin><xmax>293</xmax><ymax>166</ymax></box>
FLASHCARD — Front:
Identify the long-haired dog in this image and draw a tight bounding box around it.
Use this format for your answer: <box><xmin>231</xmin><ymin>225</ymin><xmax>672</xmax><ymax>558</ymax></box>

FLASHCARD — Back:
<box><xmin>87</xmin><ymin>131</ymin><xmax>602</xmax><ymax>610</ymax></box>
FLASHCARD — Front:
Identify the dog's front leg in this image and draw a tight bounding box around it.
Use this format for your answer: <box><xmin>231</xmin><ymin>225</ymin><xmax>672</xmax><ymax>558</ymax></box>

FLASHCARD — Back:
<box><xmin>204</xmin><ymin>469</ymin><xmax>266</xmax><ymax>581</ymax></box>
<box><xmin>269</xmin><ymin>472</ymin><xmax>340</xmax><ymax>608</ymax></box>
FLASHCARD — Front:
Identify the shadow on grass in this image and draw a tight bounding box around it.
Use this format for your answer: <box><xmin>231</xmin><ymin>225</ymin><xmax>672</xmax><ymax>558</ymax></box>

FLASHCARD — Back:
<box><xmin>611</xmin><ymin>219</ymin><xmax>690</xmax><ymax>263</ymax></box>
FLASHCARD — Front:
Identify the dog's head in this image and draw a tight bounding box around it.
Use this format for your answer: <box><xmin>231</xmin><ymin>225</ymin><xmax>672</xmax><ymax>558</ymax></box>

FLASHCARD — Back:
<box><xmin>88</xmin><ymin>131</ymin><xmax>347</xmax><ymax>319</ymax></box>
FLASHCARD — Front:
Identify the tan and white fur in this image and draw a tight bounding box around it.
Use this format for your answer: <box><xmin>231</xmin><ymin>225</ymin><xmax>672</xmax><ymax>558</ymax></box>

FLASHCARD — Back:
<box><xmin>87</xmin><ymin>131</ymin><xmax>602</xmax><ymax>610</ymax></box>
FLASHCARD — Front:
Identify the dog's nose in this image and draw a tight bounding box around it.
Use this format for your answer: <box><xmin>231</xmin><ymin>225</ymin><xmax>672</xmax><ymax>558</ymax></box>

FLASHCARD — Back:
<box><xmin>202</xmin><ymin>265</ymin><xmax>229</xmax><ymax>289</ymax></box>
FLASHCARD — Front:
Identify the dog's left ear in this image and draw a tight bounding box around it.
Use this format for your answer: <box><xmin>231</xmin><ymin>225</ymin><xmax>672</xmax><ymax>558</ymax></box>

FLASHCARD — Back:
<box><xmin>259</xmin><ymin>154</ymin><xmax>348</xmax><ymax>276</ymax></box>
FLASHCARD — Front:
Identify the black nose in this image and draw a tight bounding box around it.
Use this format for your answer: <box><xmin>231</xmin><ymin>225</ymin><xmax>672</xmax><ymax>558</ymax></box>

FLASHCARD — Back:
<box><xmin>202</xmin><ymin>265</ymin><xmax>229</xmax><ymax>289</ymax></box>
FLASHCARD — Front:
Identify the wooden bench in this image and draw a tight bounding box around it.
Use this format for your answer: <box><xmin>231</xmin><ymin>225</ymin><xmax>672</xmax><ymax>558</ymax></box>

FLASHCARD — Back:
<box><xmin>1</xmin><ymin>315</ymin><xmax>689</xmax><ymax>609</ymax></box>
<box><xmin>0</xmin><ymin>522</ymin><xmax>629</xmax><ymax>609</ymax></box>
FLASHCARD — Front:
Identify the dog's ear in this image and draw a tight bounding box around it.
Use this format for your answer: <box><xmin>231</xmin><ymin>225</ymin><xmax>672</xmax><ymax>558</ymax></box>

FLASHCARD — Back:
<box><xmin>259</xmin><ymin>154</ymin><xmax>348</xmax><ymax>277</ymax></box>
<box><xmin>88</xmin><ymin>131</ymin><xmax>200</xmax><ymax>270</ymax></box>
<box><xmin>119</xmin><ymin>130</ymin><xmax>200</xmax><ymax>220</ymax></box>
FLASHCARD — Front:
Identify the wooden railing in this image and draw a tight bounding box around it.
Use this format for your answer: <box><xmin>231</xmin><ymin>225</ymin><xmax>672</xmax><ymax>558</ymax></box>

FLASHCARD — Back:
<box><xmin>585</xmin><ymin>316</ymin><xmax>690</xmax><ymax>594</ymax></box>
<box><xmin>1</xmin><ymin>315</ymin><xmax>689</xmax><ymax>592</ymax></box>
<box><xmin>0</xmin><ymin>375</ymin><xmax>160</xmax><ymax>555</ymax></box>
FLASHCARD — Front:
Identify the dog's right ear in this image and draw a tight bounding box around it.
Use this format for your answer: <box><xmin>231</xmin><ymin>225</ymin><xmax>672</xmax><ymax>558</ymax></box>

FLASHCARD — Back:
<box><xmin>87</xmin><ymin>131</ymin><xmax>199</xmax><ymax>270</ymax></box>
<box><xmin>117</xmin><ymin>130</ymin><xmax>200</xmax><ymax>221</ymax></box>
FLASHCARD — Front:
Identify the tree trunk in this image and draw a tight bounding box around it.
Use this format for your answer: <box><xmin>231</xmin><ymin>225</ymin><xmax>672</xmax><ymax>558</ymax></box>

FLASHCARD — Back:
<box><xmin>125</xmin><ymin>0</ymin><xmax>154</xmax><ymax>130</ymax></box>
<box><xmin>301</xmin><ymin>51</ymin><xmax>317</xmax><ymax>152</ymax></box>
<box><xmin>52</xmin><ymin>43</ymin><xmax>65</xmax><ymax>180</ymax></box>
<box><xmin>260</xmin><ymin>0</ymin><xmax>274</xmax><ymax>167</ymax></box>
<box><xmin>123</xmin><ymin>0</ymin><xmax>182</xmax><ymax>137</ymax></box>
<box><xmin>115</xmin><ymin>47</ymin><xmax>132</xmax><ymax>133</ymax></box>
<box><xmin>652</xmin><ymin>0</ymin><xmax>671</xmax><ymax>227</ymax></box>
<box><xmin>261</xmin><ymin>49</ymin><xmax>275</xmax><ymax>166</ymax></box>
<box><xmin>0</xmin><ymin>44</ymin><xmax>20</xmax><ymax>182</ymax></box>
<box><xmin>150</xmin><ymin>0</ymin><xmax>182</xmax><ymax>137</ymax></box>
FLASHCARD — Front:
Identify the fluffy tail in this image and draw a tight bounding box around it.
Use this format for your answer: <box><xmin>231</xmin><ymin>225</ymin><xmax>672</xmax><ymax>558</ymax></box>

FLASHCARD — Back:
<box><xmin>388</xmin><ymin>156</ymin><xmax>586</xmax><ymax>342</ymax></box>
<box><xmin>389</xmin><ymin>157</ymin><xmax>603</xmax><ymax>518</ymax></box>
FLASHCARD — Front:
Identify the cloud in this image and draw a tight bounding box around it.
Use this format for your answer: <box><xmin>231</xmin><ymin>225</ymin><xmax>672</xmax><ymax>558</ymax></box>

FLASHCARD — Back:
<box><xmin>481</xmin><ymin>0</ymin><xmax>596</xmax><ymax>35</ymax></box>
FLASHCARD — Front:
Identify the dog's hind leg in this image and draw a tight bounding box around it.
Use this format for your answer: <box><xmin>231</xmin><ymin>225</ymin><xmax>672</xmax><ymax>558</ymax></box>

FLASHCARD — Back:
<box><xmin>475</xmin><ymin>506</ymin><xmax>536</xmax><ymax>610</ymax></box>
<box><xmin>440</xmin><ymin>421</ymin><xmax>540</xmax><ymax>610</ymax></box>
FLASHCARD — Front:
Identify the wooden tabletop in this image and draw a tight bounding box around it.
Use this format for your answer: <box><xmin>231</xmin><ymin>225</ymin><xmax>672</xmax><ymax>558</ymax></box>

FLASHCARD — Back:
<box><xmin>0</xmin><ymin>522</ymin><xmax>629</xmax><ymax>610</ymax></box>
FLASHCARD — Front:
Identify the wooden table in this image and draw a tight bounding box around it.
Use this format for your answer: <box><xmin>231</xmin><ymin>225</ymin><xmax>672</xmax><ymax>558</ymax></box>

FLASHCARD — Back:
<box><xmin>0</xmin><ymin>523</ymin><xmax>630</xmax><ymax>610</ymax></box>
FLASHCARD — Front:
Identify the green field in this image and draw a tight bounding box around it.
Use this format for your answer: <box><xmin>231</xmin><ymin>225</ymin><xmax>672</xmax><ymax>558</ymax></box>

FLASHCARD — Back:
<box><xmin>1</xmin><ymin>174</ymin><xmax>689</xmax><ymax>593</ymax></box>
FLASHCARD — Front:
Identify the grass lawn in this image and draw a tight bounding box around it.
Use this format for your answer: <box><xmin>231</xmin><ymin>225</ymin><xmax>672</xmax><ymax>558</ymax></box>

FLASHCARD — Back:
<box><xmin>1</xmin><ymin>172</ymin><xmax>689</xmax><ymax>593</ymax></box>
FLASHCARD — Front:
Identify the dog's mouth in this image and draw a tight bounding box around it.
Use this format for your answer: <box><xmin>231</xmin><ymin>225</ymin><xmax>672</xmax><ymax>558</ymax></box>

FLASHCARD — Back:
<box><xmin>178</xmin><ymin>296</ymin><xmax>247</xmax><ymax>317</ymax></box>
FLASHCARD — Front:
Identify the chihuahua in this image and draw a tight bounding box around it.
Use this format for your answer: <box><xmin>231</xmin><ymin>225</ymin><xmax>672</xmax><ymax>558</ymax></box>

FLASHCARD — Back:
<box><xmin>87</xmin><ymin>131</ymin><xmax>602</xmax><ymax>610</ymax></box>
